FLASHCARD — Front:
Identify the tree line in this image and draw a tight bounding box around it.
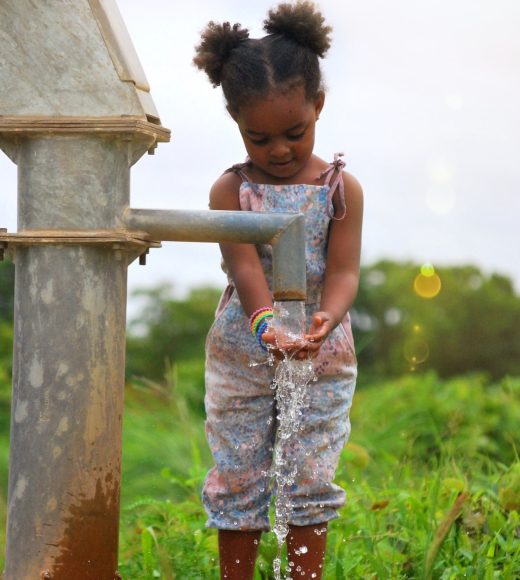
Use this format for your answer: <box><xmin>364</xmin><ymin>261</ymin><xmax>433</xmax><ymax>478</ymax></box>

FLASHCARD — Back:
<box><xmin>1</xmin><ymin>259</ymin><xmax>519</xmax><ymax>383</ymax></box>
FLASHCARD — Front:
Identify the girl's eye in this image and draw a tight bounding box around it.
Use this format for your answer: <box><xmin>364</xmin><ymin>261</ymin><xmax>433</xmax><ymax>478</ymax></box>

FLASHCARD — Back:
<box><xmin>287</xmin><ymin>132</ymin><xmax>305</xmax><ymax>141</ymax></box>
<box><xmin>250</xmin><ymin>137</ymin><xmax>269</xmax><ymax>146</ymax></box>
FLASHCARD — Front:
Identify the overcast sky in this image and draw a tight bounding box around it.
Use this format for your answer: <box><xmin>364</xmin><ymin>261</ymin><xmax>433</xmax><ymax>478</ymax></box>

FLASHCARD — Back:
<box><xmin>1</xmin><ymin>0</ymin><xmax>519</xmax><ymax>314</ymax></box>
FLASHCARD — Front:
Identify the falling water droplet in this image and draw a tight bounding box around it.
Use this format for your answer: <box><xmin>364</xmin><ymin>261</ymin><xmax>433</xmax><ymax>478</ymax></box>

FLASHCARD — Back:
<box><xmin>267</xmin><ymin>301</ymin><xmax>316</xmax><ymax>580</ymax></box>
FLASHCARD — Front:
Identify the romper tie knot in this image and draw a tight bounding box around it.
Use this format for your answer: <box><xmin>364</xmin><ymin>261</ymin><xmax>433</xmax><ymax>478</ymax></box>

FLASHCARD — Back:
<box><xmin>318</xmin><ymin>153</ymin><xmax>347</xmax><ymax>220</ymax></box>
<box><xmin>225</xmin><ymin>159</ymin><xmax>251</xmax><ymax>182</ymax></box>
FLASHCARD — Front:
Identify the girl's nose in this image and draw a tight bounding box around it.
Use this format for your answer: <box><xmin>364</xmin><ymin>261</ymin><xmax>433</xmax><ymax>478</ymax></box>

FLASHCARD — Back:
<box><xmin>270</xmin><ymin>140</ymin><xmax>291</xmax><ymax>159</ymax></box>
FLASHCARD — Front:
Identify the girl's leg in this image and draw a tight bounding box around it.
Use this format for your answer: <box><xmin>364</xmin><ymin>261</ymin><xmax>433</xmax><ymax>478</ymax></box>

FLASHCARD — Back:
<box><xmin>205</xmin><ymin>317</ymin><xmax>275</xmax><ymax>578</ymax></box>
<box><xmin>283</xmin><ymin>365</ymin><xmax>355</xmax><ymax>578</ymax></box>
<box><xmin>287</xmin><ymin>523</ymin><xmax>328</xmax><ymax>579</ymax></box>
<box><xmin>218</xmin><ymin>530</ymin><xmax>262</xmax><ymax>580</ymax></box>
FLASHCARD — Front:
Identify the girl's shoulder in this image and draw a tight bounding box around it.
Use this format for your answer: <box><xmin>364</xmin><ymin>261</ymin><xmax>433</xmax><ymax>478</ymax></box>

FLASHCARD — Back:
<box><xmin>337</xmin><ymin>169</ymin><xmax>363</xmax><ymax>212</ymax></box>
<box><xmin>341</xmin><ymin>170</ymin><xmax>363</xmax><ymax>199</ymax></box>
<box><xmin>209</xmin><ymin>170</ymin><xmax>243</xmax><ymax>211</ymax></box>
<box><xmin>330</xmin><ymin>170</ymin><xmax>363</xmax><ymax>225</ymax></box>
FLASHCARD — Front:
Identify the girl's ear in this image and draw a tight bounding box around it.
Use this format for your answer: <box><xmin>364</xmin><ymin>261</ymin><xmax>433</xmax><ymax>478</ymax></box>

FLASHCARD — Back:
<box><xmin>315</xmin><ymin>91</ymin><xmax>325</xmax><ymax>119</ymax></box>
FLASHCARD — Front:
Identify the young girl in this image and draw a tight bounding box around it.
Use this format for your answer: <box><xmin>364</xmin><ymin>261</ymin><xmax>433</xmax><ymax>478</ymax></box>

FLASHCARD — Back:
<box><xmin>194</xmin><ymin>2</ymin><xmax>363</xmax><ymax>578</ymax></box>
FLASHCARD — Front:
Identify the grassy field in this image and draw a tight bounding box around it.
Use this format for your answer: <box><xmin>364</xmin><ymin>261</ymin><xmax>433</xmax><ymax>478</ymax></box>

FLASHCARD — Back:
<box><xmin>116</xmin><ymin>369</ymin><xmax>520</xmax><ymax>579</ymax></box>
<box><xmin>1</xmin><ymin>367</ymin><xmax>520</xmax><ymax>578</ymax></box>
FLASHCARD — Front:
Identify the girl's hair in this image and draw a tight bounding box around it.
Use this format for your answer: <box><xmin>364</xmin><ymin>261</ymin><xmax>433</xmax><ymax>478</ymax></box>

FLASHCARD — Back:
<box><xmin>193</xmin><ymin>1</ymin><xmax>332</xmax><ymax>113</ymax></box>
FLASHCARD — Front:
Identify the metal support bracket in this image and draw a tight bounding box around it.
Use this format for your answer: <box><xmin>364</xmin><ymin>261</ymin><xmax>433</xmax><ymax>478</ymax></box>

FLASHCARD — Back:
<box><xmin>0</xmin><ymin>228</ymin><xmax>160</xmax><ymax>265</ymax></box>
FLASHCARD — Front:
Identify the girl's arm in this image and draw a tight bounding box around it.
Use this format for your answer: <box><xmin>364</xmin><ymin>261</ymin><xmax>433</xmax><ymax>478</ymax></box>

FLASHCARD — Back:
<box><xmin>305</xmin><ymin>171</ymin><xmax>364</xmax><ymax>353</ymax></box>
<box><xmin>210</xmin><ymin>173</ymin><xmax>306</xmax><ymax>356</ymax></box>
<box><xmin>209</xmin><ymin>172</ymin><xmax>273</xmax><ymax>317</ymax></box>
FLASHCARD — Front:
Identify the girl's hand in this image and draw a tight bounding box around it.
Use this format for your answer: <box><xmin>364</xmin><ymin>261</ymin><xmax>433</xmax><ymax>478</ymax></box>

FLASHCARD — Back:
<box><xmin>304</xmin><ymin>311</ymin><xmax>335</xmax><ymax>356</ymax></box>
<box><xmin>261</xmin><ymin>311</ymin><xmax>335</xmax><ymax>359</ymax></box>
<box><xmin>261</xmin><ymin>329</ymin><xmax>308</xmax><ymax>360</ymax></box>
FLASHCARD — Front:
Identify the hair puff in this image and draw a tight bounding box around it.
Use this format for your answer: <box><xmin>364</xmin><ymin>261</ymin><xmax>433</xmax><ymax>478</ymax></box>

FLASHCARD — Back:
<box><xmin>263</xmin><ymin>1</ymin><xmax>332</xmax><ymax>58</ymax></box>
<box><xmin>193</xmin><ymin>21</ymin><xmax>249</xmax><ymax>87</ymax></box>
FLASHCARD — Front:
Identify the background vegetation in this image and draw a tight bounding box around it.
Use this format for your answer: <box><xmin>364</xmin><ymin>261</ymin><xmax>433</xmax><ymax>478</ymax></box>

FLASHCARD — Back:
<box><xmin>126</xmin><ymin>260</ymin><xmax>520</xmax><ymax>383</ymax></box>
<box><xmin>1</xmin><ymin>259</ymin><xmax>519</xmax><ymax>578</ymax></box>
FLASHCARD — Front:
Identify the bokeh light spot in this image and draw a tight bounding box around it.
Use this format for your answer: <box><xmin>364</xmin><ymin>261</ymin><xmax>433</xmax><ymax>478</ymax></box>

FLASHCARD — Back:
<box><xmin>404</xmin><ymin>338</ymin><xmax>430</xmax><ymax>365</ymax></box>
<box><xmin>384</xmin><ymin>307</ymin><xmax>402</xmax><ymax>326</ymax></box>
<box><xmin>414</xmin><ymin>271</ymin><xmax>442</xmax><ymax>299</ymax></box>
<box><xmin>420</xmin><ymin>263</ymin><xmax>435</xmax><ymax>277</ymax></box>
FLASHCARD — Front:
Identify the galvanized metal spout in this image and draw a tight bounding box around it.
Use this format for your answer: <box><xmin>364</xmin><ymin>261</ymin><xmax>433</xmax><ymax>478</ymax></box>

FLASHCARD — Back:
<box><xmin>124</xmin><ymin>208</ymin><xmax>307</xmax><ymax>301</ymax></box>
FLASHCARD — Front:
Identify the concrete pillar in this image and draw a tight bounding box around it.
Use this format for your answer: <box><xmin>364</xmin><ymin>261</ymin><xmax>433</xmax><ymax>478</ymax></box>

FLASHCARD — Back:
<box><xmin>5</xmin><ymin>135</ymin><xmax>133</xmax><ymax>578</ymax></box>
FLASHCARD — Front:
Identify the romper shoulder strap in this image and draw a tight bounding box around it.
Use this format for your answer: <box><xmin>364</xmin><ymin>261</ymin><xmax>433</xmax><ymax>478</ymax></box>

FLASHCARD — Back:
<box><xmin>223</xmin><ymin>158</ymin><xmax>251</xmax><ymax>182</ymax></box>
<box><xmin>318</xmin><ymin>152</ymin><xmax>347</xmax><ymax>220</ymax></box>
<box><xmin>223</xmin><ymin>158</ymin><xmax>257</xmax><ymax>211</ymax></box>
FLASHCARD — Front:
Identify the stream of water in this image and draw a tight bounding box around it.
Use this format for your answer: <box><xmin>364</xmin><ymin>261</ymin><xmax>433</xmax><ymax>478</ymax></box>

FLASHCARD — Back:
<box><xmin>269</xmin><ymin>301</ymin><xmax>316</xmax><ymax>579</ymax></box>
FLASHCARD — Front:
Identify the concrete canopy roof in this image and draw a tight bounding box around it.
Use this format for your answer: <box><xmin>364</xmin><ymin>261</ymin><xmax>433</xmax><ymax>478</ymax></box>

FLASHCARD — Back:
<box><xmin>0</xmin><ymin>0</ymin><xmax>162</xmax><ymax>122</ymax></box>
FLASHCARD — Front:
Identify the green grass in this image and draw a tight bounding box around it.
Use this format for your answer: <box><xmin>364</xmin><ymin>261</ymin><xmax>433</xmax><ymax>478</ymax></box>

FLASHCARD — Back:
<box><xmin>117</xmin><ymin>371</ymin><xmax>520</xmax><ymax>579</ymax></box>
<box><xmin>1</xmin><ymin>368</ymin><xmax>519</xmax><ymax>578</ymax></box>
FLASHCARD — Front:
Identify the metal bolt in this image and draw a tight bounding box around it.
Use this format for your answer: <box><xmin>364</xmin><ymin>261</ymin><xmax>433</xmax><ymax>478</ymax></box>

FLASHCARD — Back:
<box><xmin>41</xmin><ymin>571</ymin><xmax>52</xmax><ymax>579</ymax></box>
<box><xmin>139</xmin><ymin>249</ymin><xmax>149</xmax><ymax>266</ymax></box>
<box><xmin>0</xmin><ymin>229</ymin><xmax>6</xmax><ymax>262</ymax></box>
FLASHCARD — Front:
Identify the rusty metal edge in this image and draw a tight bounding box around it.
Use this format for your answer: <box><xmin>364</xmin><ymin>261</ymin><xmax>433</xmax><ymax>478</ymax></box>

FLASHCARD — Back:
<box><xmin>0</xmin><ymin>230</ymin><xmax>161</xmax><ymax>248</ymax></box>
<box><xmin>0</xmin><ymin>116</ymin><xmax>171</xmax><ymax>142</ymax></box>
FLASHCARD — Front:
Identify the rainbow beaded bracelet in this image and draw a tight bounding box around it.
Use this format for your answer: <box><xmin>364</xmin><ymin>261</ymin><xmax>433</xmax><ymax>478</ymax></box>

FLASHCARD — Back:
<box><xmin>249</xmin><ymin>307</ymin><xmax>273</xmax><ymax>351</ymax></box>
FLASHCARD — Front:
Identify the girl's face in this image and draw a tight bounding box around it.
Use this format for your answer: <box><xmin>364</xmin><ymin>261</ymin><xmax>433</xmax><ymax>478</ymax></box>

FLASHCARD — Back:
<box><xmin>231</xmin><ymin>86</ymin><xmax>324</xmax><ymax>182</ymax></box>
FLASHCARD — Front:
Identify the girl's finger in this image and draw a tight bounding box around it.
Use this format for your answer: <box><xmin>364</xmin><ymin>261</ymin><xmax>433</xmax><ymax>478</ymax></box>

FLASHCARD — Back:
<box><xmin>261</xmin><ymin>330</ymin><xmax>276</xmax><ymax>344</ymax></box>
<box><xmin>307</xmin><ymin>317</ymin><xmax>323</xmax><ymax>334</ymax></box>
<box><xmin>305</xmin><ymin>330</ymin><xmax>328</xmax><ymax>343</ymax></box>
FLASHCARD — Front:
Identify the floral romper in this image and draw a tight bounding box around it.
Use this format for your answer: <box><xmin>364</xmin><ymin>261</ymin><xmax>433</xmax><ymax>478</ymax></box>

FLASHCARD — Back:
<box><xmin>203</xmin><ymin>155</ymin><xmax>357</xmax><ymax>531</ymax></box>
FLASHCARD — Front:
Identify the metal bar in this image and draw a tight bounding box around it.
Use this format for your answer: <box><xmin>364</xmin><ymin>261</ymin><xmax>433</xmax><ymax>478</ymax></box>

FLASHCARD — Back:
<box><xmin>272</xmin><ymin>215</ymin><xmax>306</xmax><ymax>301</ymax></box>
<box><xmin>125</xmin><ymin>207</ymin><xmax>297</xmax><ymax>243</ymax></box>
<box><xmin>125</xmin><ymin>208</ymin><xmax>307</xmax><ymax>300</ymax></box>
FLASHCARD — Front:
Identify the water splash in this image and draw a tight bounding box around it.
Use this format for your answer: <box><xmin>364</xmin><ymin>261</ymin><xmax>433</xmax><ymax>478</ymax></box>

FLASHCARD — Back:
<box><xmin>269</xmin><ymin>301</ymin><xmax>316</xmax><ymax>579</ymax></box>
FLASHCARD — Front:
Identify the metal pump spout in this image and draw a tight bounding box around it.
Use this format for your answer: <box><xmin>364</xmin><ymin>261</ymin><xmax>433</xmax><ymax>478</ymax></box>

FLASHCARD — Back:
<box><xmin>124</xmin><ymin>208</ymin><xmax>306</xmax><ymax>301</ymax></box>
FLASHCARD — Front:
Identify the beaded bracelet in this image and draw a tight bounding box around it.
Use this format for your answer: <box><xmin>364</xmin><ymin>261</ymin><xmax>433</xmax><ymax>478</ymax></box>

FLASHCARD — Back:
<box><xmin>249</xmin><ymin>307</ymin><xmax>272</xmax><ymax>334</ymax></box>
<box><xmin>249</xmin><ymin>307</ymin><xmax>273</xmax><ymax>351</ymax></box>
